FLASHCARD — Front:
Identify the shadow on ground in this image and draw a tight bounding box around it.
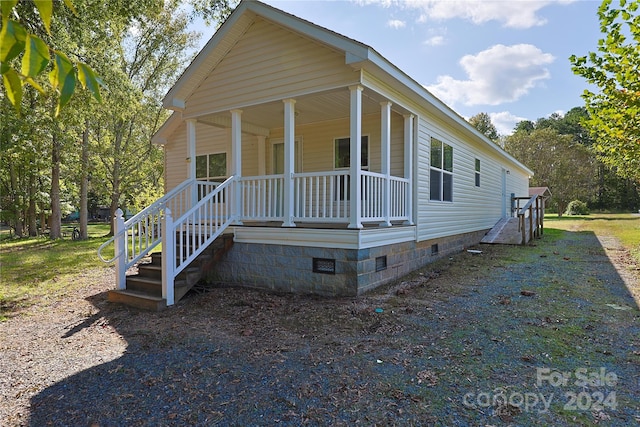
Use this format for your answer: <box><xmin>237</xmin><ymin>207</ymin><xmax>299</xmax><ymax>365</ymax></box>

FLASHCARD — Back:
<box><xmin>28</xmin><ymin>230</ymin><xmax>640</xmax><ymax>426</ymax></box>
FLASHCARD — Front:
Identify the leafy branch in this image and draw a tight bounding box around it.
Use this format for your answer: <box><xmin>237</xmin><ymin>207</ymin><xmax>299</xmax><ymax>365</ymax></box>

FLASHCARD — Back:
<box><xmin>0</xmin><ymin>0</ymin><xmax>102</xmax><ymax>116</ymax></box>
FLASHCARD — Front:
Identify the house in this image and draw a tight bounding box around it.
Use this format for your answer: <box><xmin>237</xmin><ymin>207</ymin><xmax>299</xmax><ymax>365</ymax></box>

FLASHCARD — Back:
<box><xmin>101</xmin><ymin>0</ymin><xmax>538</xmax><ymax>310</ymax></box>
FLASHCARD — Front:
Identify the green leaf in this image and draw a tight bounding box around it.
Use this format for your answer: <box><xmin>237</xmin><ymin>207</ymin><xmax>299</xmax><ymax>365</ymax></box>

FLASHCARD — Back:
<box><xmin>62</xmin><ymin>0</ymin><xmax>78</xmax><ymax>16</ymax></box>
<box><xmin>2</xmin><ymin>68</ymin><xmax>22</xmax><ymax>113</ymax></box>
<box><xmin>77</xmin><ymin>62</ymin><xmax>102</xmax><ymax>102</ymax></box>
<box><xmin>23</xmin><ymin>76</ymin><xmax>45</xmax><ymax>94</ymax></box>
<box><xmin>0</xmin><ymin>20</ymin><xmax>27</xmax><ymax>64</ymax></box>
<box><xmin>21</xmin><ymin>34</ymin><xmax>50</xmax><ymax>78</ymax></box>
<box><xmin>49</xmin><ymin>51</ymin><xmax>76</xmax><ymax>116</ymax></box>
<box><xmin>33</xmin><ymin>0</ymin><xmax>53</xmax><ymax>35</ymax></box>
<box><xmin>1</xmin><ymin>0</ymin><xmax>18</xmax><ymax>24</ymax></box>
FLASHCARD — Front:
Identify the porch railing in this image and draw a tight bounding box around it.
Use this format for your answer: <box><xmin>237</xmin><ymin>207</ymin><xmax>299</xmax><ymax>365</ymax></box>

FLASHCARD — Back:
<box><xmin>238</xmin><ymin>171</ymin><xmax>410</xmax><ymax>223</ymax></box>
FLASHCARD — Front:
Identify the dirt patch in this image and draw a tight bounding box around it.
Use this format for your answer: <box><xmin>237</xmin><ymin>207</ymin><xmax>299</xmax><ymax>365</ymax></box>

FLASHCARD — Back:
<box><xmin>1</xmin><ymin>230</ymin><xmax>639</xmax><ymax>426</ymax></box>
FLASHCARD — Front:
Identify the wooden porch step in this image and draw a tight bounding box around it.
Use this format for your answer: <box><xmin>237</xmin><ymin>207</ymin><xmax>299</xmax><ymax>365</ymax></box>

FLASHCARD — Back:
<box><xmin>111</xmin><ymin>232</ymin><xmax>234</xmax><ymax>310</ymax></box>
<box><xmin>127</xmin><ymin>276</ymin><xmax>163</xmax><ymax>297</ymax></box>
<box><xmin>107</xmin><ymin>289</ymin><xmax>167</xmax><ymax>311</ymax></box>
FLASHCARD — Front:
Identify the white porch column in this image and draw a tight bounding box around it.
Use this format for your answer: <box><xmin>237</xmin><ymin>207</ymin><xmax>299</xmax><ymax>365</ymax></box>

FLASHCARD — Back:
<box><xmin>282</xmin><ymin>98</ymin><xmax>296</xmax><ymax>227</ymax></box>
<box><xmin>257</xmin><ymin>135</ymin><xmax>266</xmax><ymax>176</ymax></box>
<box><xmin>231</xmin><ymin>109</ymin><xmax>243</xmax><ymax>224</ymax></box>
<box><xmin>349</xmin><ymin>85</ymin><xmax>363</xmax><ymax>229</ymax></box>
<box><xmin>186</xmin><ymin>119</ymin><xmax>197</xmax><ymax>206</ymax></box>
<box><xmin>380</xmin><ymin>101</ymin><xmax>392</xmax><ymax>227</ymax></box>
<box><xmin>404</xmin><ymin>114</ymin><xmax>415</xmax><ymax>225</ymax></box>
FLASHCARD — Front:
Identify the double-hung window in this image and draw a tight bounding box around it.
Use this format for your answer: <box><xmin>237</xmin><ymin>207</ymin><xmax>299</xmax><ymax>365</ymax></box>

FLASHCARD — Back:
<box><xmin>430</xmin><ymin>138</ymin><xmax>453</xmax><ymax>202</ymax></box>
<box><xmin>196</xmin><ymin>152</ymin><xmax>227</xmax><ymax>199</ymax></box>
<box><xmin>334</xmin><ymin>136</ymin><xmax>369</xmax><ymax>200</ymax></box>
<box><xmin>196</xmin><ymin>152</ymin><xmax>227</xmax><ymax>182</ymax></box>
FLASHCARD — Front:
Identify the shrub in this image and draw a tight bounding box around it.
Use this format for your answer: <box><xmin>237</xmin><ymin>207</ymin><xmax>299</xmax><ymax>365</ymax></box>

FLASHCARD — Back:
<box><xmin>565</xmin><ymin>200</ymin><xmax>590</xmax><ymax>215</ymax></box>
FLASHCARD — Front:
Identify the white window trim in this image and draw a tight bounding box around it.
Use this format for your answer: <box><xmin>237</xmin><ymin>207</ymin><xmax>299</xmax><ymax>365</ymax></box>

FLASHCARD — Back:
<box><xmin>429</xmin><ymin>138</ymin><xmax>453</xmax><ymax>203</ymax></box>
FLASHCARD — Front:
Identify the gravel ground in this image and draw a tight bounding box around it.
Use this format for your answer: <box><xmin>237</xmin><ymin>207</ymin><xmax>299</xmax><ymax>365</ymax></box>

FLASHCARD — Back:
<box><xmin>1</xmin><ymin>229</ymin><xmax>639</xmax><ymax>426</ymax></box>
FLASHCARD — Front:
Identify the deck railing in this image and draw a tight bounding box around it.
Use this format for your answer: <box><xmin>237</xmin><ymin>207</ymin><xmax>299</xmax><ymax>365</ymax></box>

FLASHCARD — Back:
<box><xmin>513</xmin><ymin>194</ymin><xmax>544</xmax><ymax>245</ymax></box>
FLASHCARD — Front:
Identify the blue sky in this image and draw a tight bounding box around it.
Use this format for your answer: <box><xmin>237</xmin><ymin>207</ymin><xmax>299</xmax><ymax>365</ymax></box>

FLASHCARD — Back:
<box><xmin>192</xmin><ymin>0</ymin><xmax>603</xmax><ymax>135</ymax></box>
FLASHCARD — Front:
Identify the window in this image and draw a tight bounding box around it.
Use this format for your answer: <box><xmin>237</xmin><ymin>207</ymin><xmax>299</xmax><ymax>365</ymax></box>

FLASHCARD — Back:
<box><xmin>334</xmin><ymin>136</ymin><xmax>369</xmax><ymax>170</ymax></box>
<box><xmin>196</xmin><ymin>152</ymin><xmax>226</xmax><ymax>181</ymax></box>
<box><xmin>334</xmin><ymin>136</ymin><xmax>369</xmax><ymax>200</ymax></box>
<box><xmin>196</xmin><ymin>152</ymin><xmax>227</xmax><ymax>199</ymax></box>
<box><xmin>475</xmin><ymin>158</ymin><xmax>481</xmax><ymax>187</ymax></box>
<box><xmin>430</xmin><ymin>138</ymin><xmax>453</xmax><ymax>202</ymax></box>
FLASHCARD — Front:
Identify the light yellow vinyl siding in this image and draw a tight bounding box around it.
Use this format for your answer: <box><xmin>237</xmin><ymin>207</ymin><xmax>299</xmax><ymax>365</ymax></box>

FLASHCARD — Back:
<box><xmin>415</xmin><ymin>116</ymin><xmax>530</xmax><ymax>242</ymax></box>
<box><xmin>266</xmin><ymin>112</ymin><xmax>404</xmax><ymax>175</ymax></box>
<box><xmin>164</xmin><ymin>126</ymin><xmax>188</xmax><ymax>193</ymax></box>
<box><xmin>185</xmin><ymin>18</ymin><xmax>358</xmax><ymax>117</ymax></box>
<box><xmin>165</xmin><ymin>123</ymin><xmax>232</xmax><ymax>192</ymax></box>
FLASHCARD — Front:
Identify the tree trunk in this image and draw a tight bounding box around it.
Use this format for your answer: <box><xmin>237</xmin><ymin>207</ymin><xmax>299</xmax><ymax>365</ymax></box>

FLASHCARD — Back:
<box><xmin>28</xmin><ymin>173</ymin><xmax>37</xmax><ymax>236</ymax></box>
<box><xmin>79</xmin><ymin>122</ymin><xmax>90</xmax><ymax>239</ymax></box>
<box><xmin>50</xmin><ymin>132</ymin><xmax>62</xmax><ymax>239</ymax></box>
<box><xmin>9</xmin><ymin>162</ymin><xmax>23</xmax><ymax>237</ymax></box>
<box><xmin>109</xmin><ymin>125</ymin><xmax>123</xmax><ymax>236</ymax></box>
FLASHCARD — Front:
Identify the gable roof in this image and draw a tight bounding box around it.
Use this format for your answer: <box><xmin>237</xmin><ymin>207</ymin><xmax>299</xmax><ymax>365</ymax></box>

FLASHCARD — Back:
<box><xmin>529</xmin><ymin>187</ymin><xmax>552</xmax><ymax>199</ymax></box>
<box><xmin>159</xmin><ymin>0</ymin><xmax>533</xmax><ymax>177</ymax></box>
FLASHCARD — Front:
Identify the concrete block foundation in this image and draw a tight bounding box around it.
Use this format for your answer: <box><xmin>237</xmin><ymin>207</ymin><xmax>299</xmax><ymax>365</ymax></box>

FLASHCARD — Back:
<box><xmin>206</xmin><ymin>229</ymin><xmax>489</xmax><ymax>296</ymax></box>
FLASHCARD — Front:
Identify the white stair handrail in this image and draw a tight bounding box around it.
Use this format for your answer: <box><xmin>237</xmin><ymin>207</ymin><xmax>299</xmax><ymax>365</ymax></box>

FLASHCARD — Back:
<box><xmin>97</xmin><ymin>178</ymin><xmax>197</xmax><ymax>264</ymax></box>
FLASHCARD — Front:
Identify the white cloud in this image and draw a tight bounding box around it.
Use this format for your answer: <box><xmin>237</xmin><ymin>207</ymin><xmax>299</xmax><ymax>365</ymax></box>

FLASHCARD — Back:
<box><xmin>425</xmin><ymin>44</ymin><xmax>555</xmax><ymax>107</ymax></box>
<box><xmin>423</xmin><ymin>35</ymin><xmax>445</xmax><ymax>46</ymax></box>
<box><xmin>490</xmin><ymin>111</ymin><xmax>529</xmax><ymax>135</ymax></box>
<box><xmin>387</xmin><ymin>19</ymin><xmax>406</xmax><ymax>29</ymax></box>
<box><xmin>355</xmin><ymin>0</ymin><xmax>575</xmax><ymax>29</ymax></box>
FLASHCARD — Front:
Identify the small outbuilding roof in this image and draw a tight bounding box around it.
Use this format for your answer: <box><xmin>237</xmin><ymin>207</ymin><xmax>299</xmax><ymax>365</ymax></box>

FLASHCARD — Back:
<box><xmin>529</xmin><ymin>187</ymin><xmax>552</xmax><ymax>199</ymax></box>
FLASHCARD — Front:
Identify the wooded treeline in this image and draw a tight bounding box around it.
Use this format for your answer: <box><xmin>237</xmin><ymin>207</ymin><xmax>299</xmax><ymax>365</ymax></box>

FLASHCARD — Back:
<box><xmin>0</xmin><ymin>0</ymin><xmax>234</xmax><ymax>238</ymax></box>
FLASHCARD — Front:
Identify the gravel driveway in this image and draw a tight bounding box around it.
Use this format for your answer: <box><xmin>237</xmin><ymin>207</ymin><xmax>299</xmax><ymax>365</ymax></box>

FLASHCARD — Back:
<box><xmin>1</xmin><ymin>228</ymin><xmax>639</xmax><ymax>426</ymax></box>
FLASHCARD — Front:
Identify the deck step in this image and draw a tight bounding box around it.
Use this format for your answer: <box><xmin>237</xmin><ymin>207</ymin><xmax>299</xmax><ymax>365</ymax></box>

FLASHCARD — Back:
<box><xmin>107</xmin><ymin>289</ymin><xmax>167</xmax><ymax>311</ymax></box>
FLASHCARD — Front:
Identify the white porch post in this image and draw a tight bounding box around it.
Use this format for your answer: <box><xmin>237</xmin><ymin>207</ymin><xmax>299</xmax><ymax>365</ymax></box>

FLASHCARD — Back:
<box><xmin>257</xmin><ymin>135</ymin><xmax>266</xmax><ymax>176</ymax></box>
<box><xmin>282</xmin><ymin>99</ymin><xmax>296</xmax><ymax>227</ymax></box>
<box><xmin>231</xmin><ymin>109</ymin><xmax>243</xmax><ymax>224</ymax></box>
<box><xmin>380</xmin><ymin>101</ymin><xmax>392</xmax><ymax>227</ymax></box>
<box><xmin>161</xmin><ymin>208</ymin><xmax>175</xmax><ymax>306</ymax></box>
<box><xmin>186</xmin><ymin>119</ymin><xmax>197</xmax><ymax>206</ymax></box>
<box><xmin>404</xmin><ymin>114</ymin><xmax>415</xmax><ymax>225</ymax></box>
<box><xmin>349</xmin><ymin>85</ymin><xmax>363</xmax><ymax>229</ymax></box>
<box><xmin>114</xmin><ymin>208</ymin><xmax>126</xmax><ymax>290</ymax></box>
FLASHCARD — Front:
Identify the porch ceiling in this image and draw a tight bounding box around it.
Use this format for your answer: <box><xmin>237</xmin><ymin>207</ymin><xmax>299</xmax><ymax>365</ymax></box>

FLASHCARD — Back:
<box><xmin>196</xmin><ymin>87</ymin><xmax>408</xmax><ymax>134</ymax></box>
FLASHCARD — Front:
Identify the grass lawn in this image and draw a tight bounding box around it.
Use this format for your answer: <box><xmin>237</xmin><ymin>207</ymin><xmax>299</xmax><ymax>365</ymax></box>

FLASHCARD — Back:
<box><xmin>0</xmin><ymin>223</ymin><xmax>113</xmax><ymax>320</ymax></box>
<box><xmin>545</xmin><ymin>212</ymin><xmax>640</xmax><ymax>263</ymax></box>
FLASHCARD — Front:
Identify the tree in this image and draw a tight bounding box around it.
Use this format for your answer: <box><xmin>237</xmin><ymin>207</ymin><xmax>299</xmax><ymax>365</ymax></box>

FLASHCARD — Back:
<box><xmin>513</xmin><ymin>120</ymin><xmax>535</xmax><ymax>134</ymax></box>
<box><xmin>504</xmin><ymin>128</ymin><xmax>597</xmax><ymax>215</ymax></box>
<box><xmin>468</xmin><ymin>112</ymin><xmax>499</xmax><ymax>141</ymax></box>
<box><xmin>570</xmin><ymin>0</ymin><xmax>640</xmax><ymax>181</ymax></box>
